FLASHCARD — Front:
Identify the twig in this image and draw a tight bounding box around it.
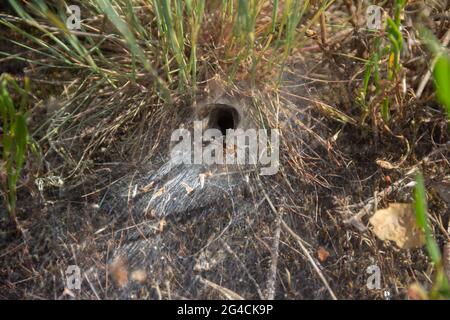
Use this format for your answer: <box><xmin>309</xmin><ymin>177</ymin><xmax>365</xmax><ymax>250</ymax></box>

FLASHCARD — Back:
<box><xmin>281</xmin><ymin>220</ymin><xmax>338</xmax><ymax>300</ymax></box>
<box><xmin>196</xmin><ymin>276</ymin><xmax>244</xmax><ymax>300</ymax></box>
<box><xmin>342</xmin><ymin>174</ymin><xmax>414</xmax><ymax>232</ymax></box>
<box><xmin>444</xmin><ymin>221</ymin><xmax>450</xmax><ymax>282</ymax></box>
<box><xmin>320</xmin><ymin>13</ymin><xmax>328</xmax><ymax>45</ymax></box>
<box><xmin>260</xmin><ymin>187</ymin><xmax>337</xmax><ymax>300</ymax></box>
<box><xmin>343</xmin><ymin>0</ymin><xmax>358</xmax><ymax>28</ymax></box>
<box><xmin>84</xmin><ymin>273</ymin><xmax>101</xmax><ymax>300</ymax></box>
<box><xmin>444</xmin><ymin>242</ymin><xmax>450</xmax><ymax>283</ymax></box>
<box><xmin>266</xmin><ymin>210</ymin><xmax>281</xmax><ymax>300</ymax></box>
<box><xmin>342</xmin><ymin>143</ymin><xmax>450</xmax><ymax>230</ymax></box>
<box><xmin>221</xmin><ymin>240</ymin><xmax>264</xmax><ymax>299</ymax></box>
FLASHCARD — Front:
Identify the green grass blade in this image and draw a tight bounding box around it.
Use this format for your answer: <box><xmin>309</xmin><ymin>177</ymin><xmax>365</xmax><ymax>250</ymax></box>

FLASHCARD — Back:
<box><xmin>414</xmin><ymin>173</ymin><xmax>441</xmax><ymax>265</ymax></box>
<box><xmin>433</xmin><ymin>55</ymin><xmax>450</xmax><ymax>120</ymax></box>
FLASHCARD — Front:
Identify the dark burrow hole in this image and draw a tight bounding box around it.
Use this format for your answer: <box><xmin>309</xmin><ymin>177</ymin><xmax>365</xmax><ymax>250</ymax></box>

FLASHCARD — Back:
<box><xmin>207</xmin><ymin>104</ymin><xmax>240</xmax><ymax>136</ymax></box>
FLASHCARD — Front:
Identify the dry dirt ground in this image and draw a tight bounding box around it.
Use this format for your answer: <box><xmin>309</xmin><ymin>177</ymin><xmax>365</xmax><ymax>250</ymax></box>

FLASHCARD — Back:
<box><xmin>1</xmin><ymin>1</ymin><xmax>449</xmax><ymax>300</ymax></box>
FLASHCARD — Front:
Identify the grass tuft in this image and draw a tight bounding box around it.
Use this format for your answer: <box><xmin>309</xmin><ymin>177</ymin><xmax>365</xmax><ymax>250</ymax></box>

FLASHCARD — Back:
<box><xmin>0</xmin><ymin>74</ymin><xmax>31</xmax><ymax>225</ymax></box>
